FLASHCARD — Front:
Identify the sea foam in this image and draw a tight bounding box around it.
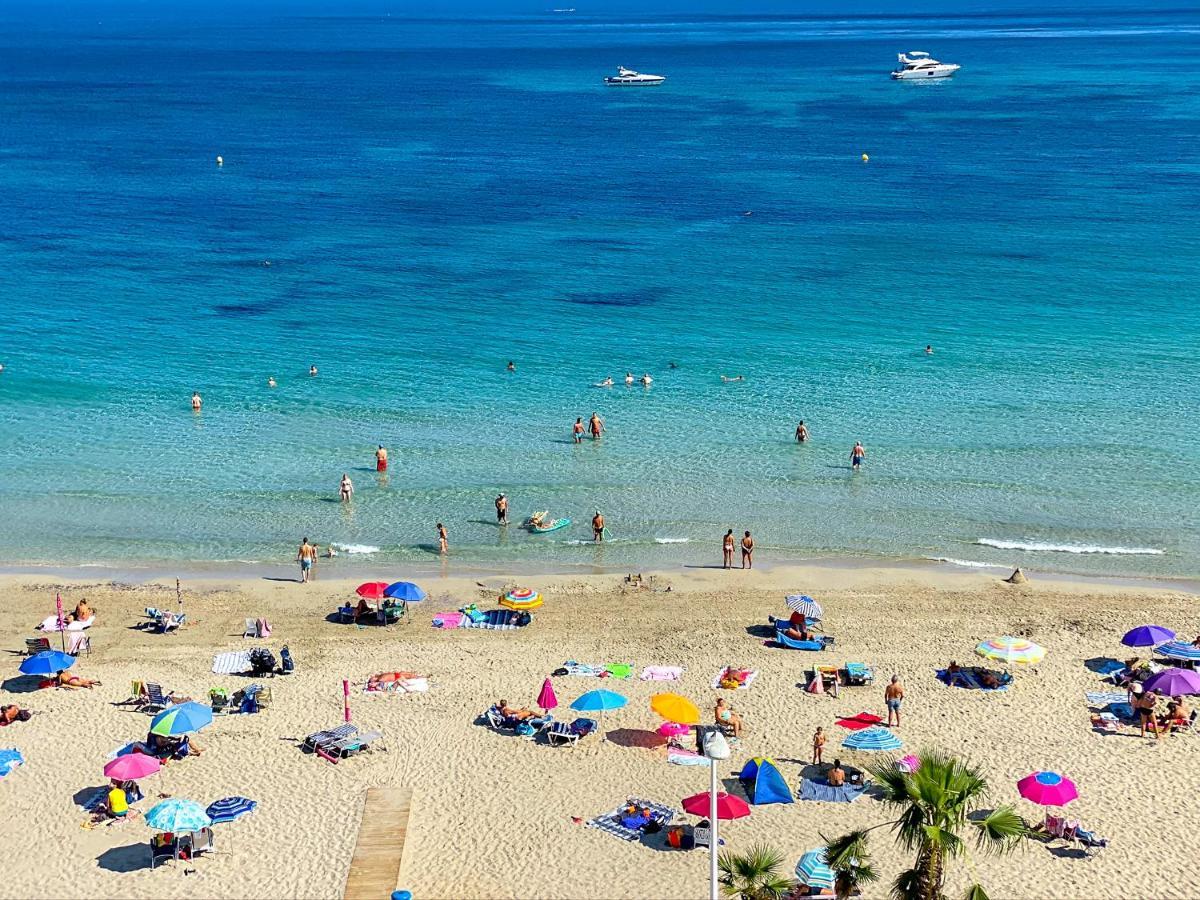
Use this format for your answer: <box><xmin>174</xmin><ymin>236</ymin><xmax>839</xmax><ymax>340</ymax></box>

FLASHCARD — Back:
<box><xmin>976</xmin><ymin>539</ymin><xmax>1163</xmax><ymax>556</ymax></box>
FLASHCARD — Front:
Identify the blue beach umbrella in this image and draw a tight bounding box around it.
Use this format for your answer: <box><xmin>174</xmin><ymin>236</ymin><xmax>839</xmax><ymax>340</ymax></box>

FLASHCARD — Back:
<box><xmin>785</xmin><ymin>595</ymin><xmax>823</xmax><ymax>620</ymax></box>
<box><xmin>149</xmin><ymin>702</ymin><xmax>213</xmax><ymax>737</ymax></box>
<box><xmin>1155</xmin><ymin>641</ymin><xmax>1200</xmax><ymax>663</ymax></box>
<box><xmin>795</xmin><ymin>849</ymin><xmax>834</xmax><ymax>890</ymax></box>
<box><xmin>1121</xmin><ymin>625</ymin><xmax>1175</xmax><ymax>648</ymax></box>
<box><xmin>19</xmin><ymin>650</ymin><xmax>75</xmax><ymax>676</ymax></box>
<box><xmin>206</xmin><ymin>796</ymin><xmax>258</xmax><ymax>824</ymax></box>
<box><xmin>383</xmin><ymin>582</ymin><xmax>427</xmax><ymax>603</ymax></box>
<box><xmin>571</xmin><ymin>689</ymin><xmax>628</xmax><ymax>741</ymax></box>
<box><xmin>0</xmin><ymin>749</ymin><xmax>24</xmax><ymax>777</ymax></box>
<box><xmin>842</xmin><ymin>726</ymin><xmax>903</xmax><ymax>752</ymax></box>
<box><xmin>145</xmin><ymin>798</ymin><xmax>211</xmax><ymax>833</ymax></box>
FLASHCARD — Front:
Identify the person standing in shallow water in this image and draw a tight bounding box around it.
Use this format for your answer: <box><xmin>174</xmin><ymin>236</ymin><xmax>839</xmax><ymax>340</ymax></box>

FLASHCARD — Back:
<box><xmin>722</xmin><ymin>529</ymin><xmax>735</xmax><ymax>569</ymax></box>
<box><xmin>589</xmin><ymin>412</ymin><xmax>604</xmax><ymax>440</ymax></box>
<box><xmin>339</xmin><ymin>473</ymin><xmax>354</xmax><ymax>503</ymax></box>
<box><xmin>741</xmin><ymin>531</ymin><xmax>754</xmax><ymax>569</ymax></box>
<box><xmin>437</xmin><ymin>522</ymin><xmax>448</xmax><ymax>555</ymax></box>
<box><xmin>795</xmin><ymin>421</ymin><xmax>808</xmax><ymax>443</ymax></box>
<box><xmin>572</xmin><ymin>417</ymin><xmax>584</xmax><ymax>444</ymax></box>
<box><xmin>495</xmin><ymin>493</ymin><xmax>508</xmax><ymax>525</ymax></box>
<box><xmin>850</xmin><ymin>441</ymin><xmax>866</xmax><ymax>471</ymax></box>
<box><xmin>592</xmin><ymin>511</ymin><xmax>605</xmax><ymax>542</ymax></box>
<box><xmin>375</xmin><ymin>445</ymin><xmax>388</xmax><ymax>472</ymax></box>
<box><xmin>296</xmin><ymin>537</ymin><xmax>317</xmax><ymax>583</ymax></box>
<box><xmin>191</xmin><ymin>392</ymin><xmax>202</xmax><ymax>411</ymax></box>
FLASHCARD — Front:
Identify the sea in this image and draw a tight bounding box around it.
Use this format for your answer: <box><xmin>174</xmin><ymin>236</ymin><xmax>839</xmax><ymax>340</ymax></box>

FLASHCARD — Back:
<box><xmin>0</xmin><ymin>7</ymin><xmax>1198</xmax><ymax>580</ymax></box>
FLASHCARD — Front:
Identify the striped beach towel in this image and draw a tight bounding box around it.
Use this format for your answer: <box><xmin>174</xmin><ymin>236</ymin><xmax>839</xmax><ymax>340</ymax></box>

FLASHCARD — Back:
<box><xmin>212</xmin><ymin>650</ymin><xmax>254</xmax><ymax>675</ymax></box>
<box><xmin>1085</xmin><ymin>691</ymin><xmax>1128</xmax><ymax>707</ymax></box>
<box><xmin>587</xmin><ymin>799</ymin><xmax>676</xmax><ymax>842</ymax></box>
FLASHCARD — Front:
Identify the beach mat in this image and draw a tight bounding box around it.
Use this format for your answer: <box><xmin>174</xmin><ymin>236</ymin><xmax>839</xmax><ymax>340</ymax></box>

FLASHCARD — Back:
<box><xmin>212</xmin><ymin>650</ymin><xmax>254</xmax><ymax>675</ymax></box>
<box><xmin>587</xmin><ymin>799</ymin><xmax>676</xmax><ymax>842</ymax></box>
<box><xmin>799</xmin><ymin>777</ymin><xmax>865</xmax><ymax>803</ymax></box>
<box><xmin>712</xmin><ymin>668</ymin><xmax>759</xmax><ymax>691</ymax></box>
<box><xmin>836</xmin><ymin>713</ymin><xmax>882</xmax><ymax>731</ymax></box>
<box><xmin>640</xmin><ymin>665</ymin><xmax>683</xmax><ymax>681</ymax></box>
<box><xmin>1085</xmin><ymin>691</ymin><xmax>1128</xmax><ymax>706</ymax></box>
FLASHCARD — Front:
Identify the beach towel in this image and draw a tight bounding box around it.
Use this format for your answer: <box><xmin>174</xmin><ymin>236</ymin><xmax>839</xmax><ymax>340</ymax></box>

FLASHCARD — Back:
<box><xmin>799</xmin><ymin>777</ymin><xmax>865</xmax><ymax>803</ymax></box>
<box><xmin>563</xmin><ymin>661</ymin><xmax>604</xmax><ymax>677</ymax></box>
<box><xmin>462</xmin><ymin>609</ymin><xmax>523</xmax><ymax>631</ymax></box>
<box><xmin>587</xmin><ymin>799</ymin><xmax>676</xmax><ymax>842</ymax></box>
<box><xmin>0</xmin><ymin>749</ymin><xmax>24</xmax><ymax>777</ymax></box>
<box><xmin>836</xmin><ymin>713</ymin><xmax>883</xmax><ymax>731</ymax></box>
<box><xmin>711</xmin><ymin>668</ymin><xmax>759</xmax><ymax>691</ymax></box>
<box><xmin>212</xmin><ymin>650</ymin><xmax>254</xmax><ymax>675</ymax></box>
<box><xmin>606</xmin><ymin>664</ymin><xmax>634</xmax><ymax>679</ymax></box>
<box><xmin>363</xmin><ymin>676</ymin><xmax>429</xmax><ymax>694</ymax></box>
<box><xmin>667</xmin><ymin>747</ymin><xmax>711</xmax><ymax>766</ymax></box>
<box><xmin>640</xmin><ymin>665</ymin><xmax>684</xmax><ymax>682</ymax></box>
<box><xmin>937</xmin><ymin>670</ymin><xmax>1009</xmax><ymax>692</ymax></box>
<box><xmin>431</xmin><ymin>612</ymin><xmax>464</xmax><ymax>629</ymax></box>
<box><xmin>38</xmin><ymin>615</ymin><xmax>94</xmax><ymax>632</ymax></box>
<box><xmin>1085</xmin><ymin>691</ymin><xmax>1129</xmax><ymax>707</ymax></box>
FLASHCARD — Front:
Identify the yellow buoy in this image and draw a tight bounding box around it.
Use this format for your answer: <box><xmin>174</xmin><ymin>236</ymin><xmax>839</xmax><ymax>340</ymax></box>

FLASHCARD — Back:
<box><xmin>861</xmin><ymin>153</ymin><xmax>869</xmax><ymax>162</ymax></box>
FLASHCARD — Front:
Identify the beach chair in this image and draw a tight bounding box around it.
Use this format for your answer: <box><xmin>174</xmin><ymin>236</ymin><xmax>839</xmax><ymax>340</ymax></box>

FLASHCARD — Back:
<box><xmin>24</xmin><ymin>637</ymin><xmax>51</xmax><ymax>656</ymax></box>
<box><xmin>242</xmin><ymin>618</ymin><xmax>257</xmax><ymax>638</ymax></box>
<box><xmin>303</xmin><ymin>723</ymin><xmax>358</xmax><ymax>755</ymax></box>
<box><xmin>693</xmin><ymin>821</ymin><xmax>711</xmax><ymax>849</ymax></box>
<box><xmin>844</xmin><ymin>663</ymin><xmax>874</xmax><ymax>686</ymax></box>
<box><xmin>179</xmin><ymin>827</ymin><xmax>214</xmax><ymax>860</ymax></box>
<box><xmin>546</xmin><ymin>718</ymin><xmax>596</xmax><ymax>747</ymax></box>
<box><xmin>68</xmin><ymin>633</ymin><xmax>91</xmax><ymax>656</ymax></box>
<box><xmin>156</xmin><ymin>612</ymin><xmax>185</xmax><ymax>634</ymax></box>
<box><xmin>330</xmin><ymin>729</ymin><xmax>384</xmax><ymax>759</ymax></box>
<box><xmin>149</xmin><ymin>835</ymin><xmax>179</xmax><ymax>869</ymax></box>
<box><xmin>143</xmin><ymin>683</ymin><xmax>174</xmax><ymax>714</ymax></box>
<box><xmin>256</xmin><ymin>686</ymin><xmax>273</xmax><ymax>709</ymax></box>
<box><xmin>209</xmin><ymin>689</ymin><xmax>230</xmax><ymax>715</ymax></box>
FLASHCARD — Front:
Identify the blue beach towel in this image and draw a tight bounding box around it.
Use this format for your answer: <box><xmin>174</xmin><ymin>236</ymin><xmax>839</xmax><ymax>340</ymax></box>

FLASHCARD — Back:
<box><xmin>798</xmin><ymin>777</ymin><xmax>865</xmax><ymax>803</ymax></box>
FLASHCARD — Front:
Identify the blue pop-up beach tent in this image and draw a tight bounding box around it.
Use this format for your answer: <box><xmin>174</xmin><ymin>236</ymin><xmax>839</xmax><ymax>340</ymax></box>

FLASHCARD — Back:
<box><xmin>737</xmin><ymin>757</ymin><xmax>793</xmax><ymax>805</ymax></box>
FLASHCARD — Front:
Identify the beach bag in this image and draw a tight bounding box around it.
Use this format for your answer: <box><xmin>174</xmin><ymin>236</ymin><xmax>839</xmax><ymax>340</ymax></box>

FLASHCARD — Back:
<box><xmin>515</xmin><ymin>721</ymin><xmax>535</xmax><ymax>736</ymax></box>
<box><xmin>249</xmin><ymin>648</ymin><xmax>276</xmax><ymax>675</ymax></box>
<box><xmin>516</xmin><ymin>611</ymin><xmax>532</xmax><ymax>627</ymax></box>
<box><xmin>256</xmin><ymin>618</ymin><xmax>272</xmax><ymax>639</ymax></box>
<box><xmin>279</xmin><ymin>646</ymin><xmax>294</xmax><ymax>674</ymax></box>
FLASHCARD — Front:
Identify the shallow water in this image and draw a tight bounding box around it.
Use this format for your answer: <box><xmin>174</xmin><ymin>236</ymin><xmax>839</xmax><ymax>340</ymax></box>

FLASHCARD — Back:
<box><xmin>0</xmin><ymin>8</ymin><xmax>1197</xmax><ymax>577</ymax></box>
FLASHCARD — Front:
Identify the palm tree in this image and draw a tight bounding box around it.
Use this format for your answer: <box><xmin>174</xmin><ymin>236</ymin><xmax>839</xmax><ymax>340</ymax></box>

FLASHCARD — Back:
<box><xmin>823</xmin><ymin>750</ymin><xmax>1026</xmax><ymax>900</ymax></box>
<box><xmin>718</xmin><ymin>844</ymin><xmax>795</xmax><ymax>900</ymax></box>
<box><xmin>823</xmin><ymin>830</ymin><xmax>880</xmax><ymax>900</ymax></box>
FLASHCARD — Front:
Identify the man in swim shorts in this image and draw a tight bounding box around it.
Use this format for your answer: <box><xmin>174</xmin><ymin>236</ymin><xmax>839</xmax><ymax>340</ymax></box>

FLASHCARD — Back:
<box><xmin>191</xmin><ymin>392</ymin><xmax>202</xmax><ymax>411</ymax></box>
<box><xmin>589</xmin><ymin>412</ymin><xmax>604</xmax><ymax>440</ymax></box>
<box><xmin>495</xmin><ymin>493</ymin><xmax>508</xmax><ymax>525</ymax></box>
<box><xmin>572</xmin><ymin>417</ymin><xmax>584</xmax><ymax>443</ymax></box>
<box><xmin>375</xmin><ymin>445</ymin><xmax>388</xmax><ymax>472</ymax></box>
<box><xmin>296</xmin><ymin>537</ymin><xmax>317</xmax><ymax>583</ymax></box>
<box><xmin>851</xmin><ymin>441</ymin><xmax>866</xmax><ymax>471</ymax></box>
<box><xmin>885</xmin><ymin>675</ymin><xmax>904</xmax><ymax>727</ymax></box>
<box><xmin>592</xmin><ymin>511</ymin><xmax>605</xmax><ymax>542</ymax></box>
<box><xmin>741</xmin><ymin>531</ymin><xmax>754</xmax><ymax>569</ymax></box>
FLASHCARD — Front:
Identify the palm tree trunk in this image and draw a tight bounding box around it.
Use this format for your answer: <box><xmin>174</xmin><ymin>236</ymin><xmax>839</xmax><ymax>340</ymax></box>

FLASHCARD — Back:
<box><xmin>916</xmin><ymin>846</ymin><xmax>945</xmax><ymax>900</ymax></box>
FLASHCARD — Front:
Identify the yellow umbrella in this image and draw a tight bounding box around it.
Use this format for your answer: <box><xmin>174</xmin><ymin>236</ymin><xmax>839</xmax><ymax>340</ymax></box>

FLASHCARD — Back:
<box><xmin>650</xmin><ymin>692</ymin><xmax>701</xmax><ymax>726</ymax></box>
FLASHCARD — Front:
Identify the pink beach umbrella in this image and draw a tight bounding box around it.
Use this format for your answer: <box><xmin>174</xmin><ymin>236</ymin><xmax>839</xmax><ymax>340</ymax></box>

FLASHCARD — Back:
<box><xmin>537</xmin><ymin>678</ymin><xmax>558</xmax><ymax>713</ymax></box>
<box><xmin>895</xmin><ymin>754</ymin><xmax>920</xmax><ymax>774</ymax></box>
<box><xmin>657</xmin><ymin>721</ymin><xmax>691</xmax><ymax>737</ymax></box>
<box><xmin>1017</xmin><ymin>771</ymin><xmax>1078</xmax><ymax>807</ymax></box>
<box><xmin>104</xmin><ymin>754</ymin><xmax>161</xmax><ymax>781</ymax></box>
<box><xmin>682</xmin><ymin>791</ymin><xmax>750</xmax><ymax>821</ymax></box>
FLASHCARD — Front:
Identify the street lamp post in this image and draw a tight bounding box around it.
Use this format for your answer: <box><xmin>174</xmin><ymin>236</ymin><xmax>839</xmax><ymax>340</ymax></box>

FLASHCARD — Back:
<box><xmin>703</xmin><ymin>728</ymin><xmax>731</xmax><ymax>900</ymax></box>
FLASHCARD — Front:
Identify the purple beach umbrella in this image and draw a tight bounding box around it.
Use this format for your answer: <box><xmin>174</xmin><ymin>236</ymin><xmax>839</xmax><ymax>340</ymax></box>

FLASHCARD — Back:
<box><xmin>1121</xmin><ymin>625</ymin><xmax>1175</xmax><ymax>648</ymax></box>
<box><xmin>1143</xmin><ymin>668</ymin><xmax>1200</xmax><ymax>696</ymax></box>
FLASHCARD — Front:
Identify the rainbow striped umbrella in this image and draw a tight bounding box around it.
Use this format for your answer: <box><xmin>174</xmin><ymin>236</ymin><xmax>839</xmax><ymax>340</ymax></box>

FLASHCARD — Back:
<box><xmin>975</xmin><ymin>636</ymin><xmax>1045</xmax><ymax>665</ymax></box>
<box><xmin>500</xmin><ymin>588</ymin><xmax>543</xmax><ymax>611</ymax></box>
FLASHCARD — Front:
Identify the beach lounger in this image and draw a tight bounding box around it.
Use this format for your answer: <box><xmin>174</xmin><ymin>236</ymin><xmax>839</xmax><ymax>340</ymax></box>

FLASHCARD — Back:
<box><xmin>242</xmin><ymin>618</ymin><xmax>258</xmax><ymax>638</ymax></box>
<box><xmin>774</xmin><ymin>629</ymin><xmax>833</xmax><ymax>651</ymax></box>
<box><xmin>844</xmin><ymin>663</ymin><xmax>874</xmax><ymax>686</ymax></box>
<box><xmin>329</xmin><ymin>729</ymin><xmax>384</xmax><ymax>759</ymax></box>
<box><xmin>68</xmin><ymin>633</ymin><xmax>91</xmax><ymax>656</ymax></box>
<box><xmin>546</xmin><ymin>718</ymin><xmax>597</xmax><ymax>747</ymax></box>
<box><xmin>303</xmin><ymin>723</ymin><xmax>358</xmax><ymax>754</ymax></box>
<box><xmin>24</xmin><ymin>637</ymin><xmax>51</xmax><ymax>655</ymax></box>
<box><xmin>484</xmin><ymin>707</ymin><xmax>552</xmax><ymax>737</ymax></box>
<box><xmin>143</xmin><ymin>683</ymin><xmax>175</xmax><ymax>714</ymax></box>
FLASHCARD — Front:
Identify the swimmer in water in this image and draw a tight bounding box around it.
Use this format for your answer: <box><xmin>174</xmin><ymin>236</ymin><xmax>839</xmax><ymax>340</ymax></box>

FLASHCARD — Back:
<box><xmin>668</xmin><ymin>361</ymin><xmax>678</xmax><ymax>369</ymax></box>
<box><xmin>339</xmin><ymin>473</ymin><xmax>354</xmax><ymax>502</ymax></box>
<box><xmin>268</xmin><ymin>376</ymin><xmax>276</xmax><ymax>388</ymax></box>
<box><xmin>191</xmin><ymin>392</ymin><xmax>202</xmax><ymax>411</ymax></box>
<box><xmin>625</xmin><ymin>372</ymin><xmax>634</xmax><ymax>385</ymax></box>
<box><xmin>507</xmin><ymin>361</ymin><xmax>516</xmax><ymax>372</ymax></box>
<box><xmin>795</xmin><ymin>420</ymin><xmax>809</xmax><ymax>443</ymax></box>
<box><xmin>572</xmin><ymin>417</ymin><xmax>584</xmax><ymax>444</ymax></box>
<box><xmin>310</xmin><ymin>365</ymin><xmax>318</xmax><ymax>377</ymax></box>
<box><xmin>925</xmin><ymin>345</ymin><xmax>934</xmax><ymax>355</ymax></box>
<box><xmin>598</xmin><ymin>376</ymin><xmax>613</xmax><ymax>387</ymax></box>
<box><xmin>721</xmin><ymin>374</ymin><xmax>745</xmax><ymax>383</ymax></box>
<box><xmin>850</xmin><ymin>441</ymin><xmax>866</xmax><ymax>471</ymax></box>
<box><xmin>641</xmin><ymin>373</ymin><xmax>652</xmax><ymax>386</ymax></box>
<box><xmin>589</xmin><ymin>412</ymin><xmax>604</xmax><ymax>440</ymax></box>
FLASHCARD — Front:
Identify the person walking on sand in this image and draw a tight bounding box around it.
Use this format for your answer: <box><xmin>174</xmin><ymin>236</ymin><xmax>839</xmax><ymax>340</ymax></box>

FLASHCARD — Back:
<box><xmin>812</xmin><ymin>726</ymin><xmax>826</xmax><ymax>765</ymax></box>
<box><xmin>722</xmin><ymin>529</ymin><xmax>735</xmax><ymax>569</ymax></box>
<box><xmin>191</xmin><ymin>392</ymin><xmax>202</xmax><ymax>411</ymax></box>
<box><xmin>572</xmin><ymin>417</ymin><xmax>585</xmax><ymax>444</ymax></box>
<box><xmin>495</xmin><ymin>492</ymin><xmax>508</xmax><ymax>525</ymax></box>
<box><xmin>339</xmin><ymin>473</ymin><xmax>354</xmax><ymax>503</ymax></box>
<box><xmin>885</xmin><ymin>675</ymin><xmax>904</xmax><ymax>727</ymax></box>
<box><xmin>592</xmin><ymin>510</ymin><xmax>605</xmax><ymax>542</ymax></box>
<box><xmin>795</xmin><ymin>421</ymin><xmax>809</xmax><ymax>443</ymax></box>
<box><xmin>741</xmin><ymin>531</ymin><xmax>754</xmax><ymax>569</ymax></box>
<box><xmin>375</xmin><ymin>444</ymin><xmax>388</xmax><ymax>472</ymax></box>
<box><xmin>589</xmin><ymin>412</ymin><xmax>604</xmax><ymax>440</ymax></box>
<box><xmin>850</xmin><ymin>441</ymin><xmax>866</xmax><ymax>471</ymax></box>
<box><xmin>437</xmin><ymin>523</ymin><xmax>448</xmax><ymax>555</ymax></box>
<box><xmin>296</xmin><ymin>537</ymin><xmax>317</xmax><ymax>583</ymax></box>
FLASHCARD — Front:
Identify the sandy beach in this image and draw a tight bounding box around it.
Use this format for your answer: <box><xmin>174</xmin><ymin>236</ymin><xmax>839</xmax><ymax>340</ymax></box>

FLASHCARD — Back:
<box><xmin>1</xmin><ymin>563</ymin><xmax>1196</xmax><ymax>900</ymax></box>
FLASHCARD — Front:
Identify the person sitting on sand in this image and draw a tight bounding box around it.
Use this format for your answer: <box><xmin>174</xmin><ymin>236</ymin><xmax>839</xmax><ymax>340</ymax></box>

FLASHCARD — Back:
<box><xmin>783</xmin><ymin>621</ymin><xmax>811</xmax><ymax>642</ymax></box>
<box><xmin>1160</xmin><ymin>697</ymin><xmax>1190</xmax><ymax>733</ymax></box>
<box><xmin>353</xmin><ymin>597</ymin><xmax>372</xmax><ymax>624</ymax></box>
<box><xmin>65</xmin><ymin>598</ymin><xmax>92</xmax><ymax>624</ymax></box>
<box><xmin>1</xmin><ymin>705</ymin><xmax>31</xmax><ymax>726</ymax></box>
<box><xmin>715</xmin><ymin>698</ymin><xmax>743</xmax><ymax>738</ymax></box>
<box><xmin>827</xmin><ymin>759</ymin><xmax>846</xmax><ymax>787</ymax></box>
<box><xmin>56</xmin><ymin>670</ymin><xmax>101</xmax><ymax>690</ymax></box>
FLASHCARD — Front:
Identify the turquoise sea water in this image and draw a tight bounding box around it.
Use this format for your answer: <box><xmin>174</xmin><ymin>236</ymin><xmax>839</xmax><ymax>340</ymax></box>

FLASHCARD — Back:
<box><xmin>0</xmin><ymin>9</ymin><xmax>1197</xmax><ymax>578</ymax></box>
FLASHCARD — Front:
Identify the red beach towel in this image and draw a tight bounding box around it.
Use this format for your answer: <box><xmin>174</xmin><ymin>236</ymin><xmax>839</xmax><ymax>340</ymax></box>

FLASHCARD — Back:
<box><xmin>836</xmin><ymin>713</ymin><xmax>882</xmax><ymax>731</ymax></box>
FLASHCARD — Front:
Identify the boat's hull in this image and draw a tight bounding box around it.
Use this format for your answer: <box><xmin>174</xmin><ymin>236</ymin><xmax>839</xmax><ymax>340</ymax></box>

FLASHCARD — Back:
<box><xmin>891</xmin><ymin>67</ymin><xmax>959</xmax><ymax>80</ymax></box>
<box><xmin>604</xmin><ymin>79</ymin><xmax>665</xmax><ymax>86</ymax></box>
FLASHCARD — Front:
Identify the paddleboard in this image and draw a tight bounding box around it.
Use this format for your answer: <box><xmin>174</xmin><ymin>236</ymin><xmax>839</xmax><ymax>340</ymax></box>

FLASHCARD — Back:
<box><xmin>532</xmin><ymin>518</ymin><xmax>572</xmax><ymax>533</ymax></box>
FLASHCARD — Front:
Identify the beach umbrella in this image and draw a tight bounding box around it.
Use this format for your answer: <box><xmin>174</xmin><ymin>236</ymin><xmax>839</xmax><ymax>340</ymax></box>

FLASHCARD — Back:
<box><xmin>1155</xmin><ymin>641</ymin><xmax>1200</xmax><ymax>663</ymax></box>
<box><xmin>681</xmin><ymin>791</ymin><xmax>750</xmax><ymax>821</ymax></box>
<box><xmin>0</xmin><ymin>749</ymin><xmax>24</xmax><ymax>777</ymax></box>
<box><xmin>145</xmin><ymin>798</ymin><xmax>211</xmax><ymax>833</ymax></box>
<box><xmin>842</xmin><ymin>726</ymin><xmax>903</xmax><ymax>752</ymax></box>
<box><xmin>1121</xmin><ymin>625</ymin><xmax>1175</xmax><ymax>648</ymax></box>
<box><xmin>383</xmin><ymin>581</ymin><xmax>427</xmax><ymax>602</ymax></box>
<box><xmin>149</xmin><ymin>702</ymin><xmax>213</xmax><ymax>737</ymax></box>
<box><xmin>19</xmin><ymin>650</ymin><xmax>75</xmax><ymax>676</ymax></box>
<box><xmin>975</xmin><ymin>636</ymin><xmax>1046</xmax><ymax>666</ymax></box>
<box><xmin>206</xmin><ymin>796</ymin><xmax>258</xmax><ymax>824</ymax></box>
<box><xmin>658</xmin><ymin>721</ymin><xmax>691</xmax><ymax>737</ymax></box>
<box><xmin>1143</xmin><ymin>668</ymin><xmax>1200</xmax><ymax>696</ymax></box>
<box><xmin>1017</xmin><ymin>771</ymin><xmax>1078</xmax><ymax>806</ymax></box>
<box><xmin>650</xmin><ymin>693</ymin><xmax>700</xmax><ymax>726</ymax></box>
<box><xmin>536</xmin><ymin>678</ymin><xmax>558</xmax><ymax>712</ymax></box>
<box><xmin>785</xmin><ymin>595</ymin><xmax>823</xmax><ymax>620</ymax></box>
<box><xmin>895</xmin><ymin>754</ymin><xmax>921</xmax><ymax>773</ymax></box>
<box><xmin>355</xmin><ymin>582</ymin><xmax>389</xmax><ymax>600</ymax></box>
<box><xmin>104</xmin><ymin>754</ymin><xmax>161</xmax><ymax>782</ymax></box>
<box><xmin>500</xmin><ymin>588</ymin><xmax>543</xmax><ymax>611</ymax></box>
<box><xmin>571</xmin><ymin>689</ymin><xmax>627</xmax><ymax>740</ymax></box>
<box><xmin>795</xmin><ymin>849</ymin><xmax>835</xmax><ymax>890</ymax></box>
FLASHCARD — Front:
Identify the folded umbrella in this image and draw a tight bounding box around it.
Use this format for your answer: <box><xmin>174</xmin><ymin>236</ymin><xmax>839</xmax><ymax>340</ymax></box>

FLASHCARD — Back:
<box><xmin>536</xmin><ymin>678</ymin><xmax>558</xmax><ymax>712</ymax></box>
<box><xmin>104</xmin><ymin>754</ymin><xmax>161</xmax><ymax>781</ymax></box>
<box><xmin>681</xmin><ymin>791</ymin><xmax>750</xmax><ymax>820</ymax></box>
<box><xmin>19</xmin><ymin>650</ymin><xmax>76</xmax><ymax>676</ymax></box>
<box><xmin>1017</xmin><ymin>771</ymin><xmax>1078</xmax><ymax>806</ymax></box>
<box><xmin>1121</xmin><ymin>625</ymin><xmax>1175</xmax><ymax>648</ymax></box>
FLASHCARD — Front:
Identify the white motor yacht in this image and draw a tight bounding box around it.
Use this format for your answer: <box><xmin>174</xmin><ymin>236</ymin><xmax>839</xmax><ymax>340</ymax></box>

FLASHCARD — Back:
<box><xmin>891</xmin><ymin>52</ymin><xmax>960</xmax><ymax>80</ymax></box>
<box><xmin>604</xmin><ymin>66</ymin><xmax>666</xmax><ymax>86</ymax></box>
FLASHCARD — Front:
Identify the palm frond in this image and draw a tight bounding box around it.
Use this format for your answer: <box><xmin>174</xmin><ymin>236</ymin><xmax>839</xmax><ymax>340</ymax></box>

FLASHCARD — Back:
<box><xmin>964</xmin><ymin>883</ymin><xmax>991</xmax><ymax>900</ymax></box>
<box><xmin>890</xmin><ymin>866</ymin><xmax>926</xmax><ymax>900</ymax></box>
<box><xmin>973</xmin><ymin>805</ymin><xmax>1028</xmax><ymax>854</ymax></box>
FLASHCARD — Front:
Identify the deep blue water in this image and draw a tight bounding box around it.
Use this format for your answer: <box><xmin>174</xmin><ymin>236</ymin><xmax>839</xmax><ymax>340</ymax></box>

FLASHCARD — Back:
<box><xmin>0</xmin><ymin>9</ymin><xmax>1197</xmax><ymax>577</ymax></box>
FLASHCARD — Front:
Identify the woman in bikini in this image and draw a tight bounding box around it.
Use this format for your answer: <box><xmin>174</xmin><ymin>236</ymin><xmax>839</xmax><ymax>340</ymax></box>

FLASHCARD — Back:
<box><xmin>57</xmin><ymin>670</ymin><xmax>101</xmax><ymax>690</ymax></box>
<box><xmin>714</xmin><ymin>698</ymin><xmax>743</xmax><ymax>738</ymax></box>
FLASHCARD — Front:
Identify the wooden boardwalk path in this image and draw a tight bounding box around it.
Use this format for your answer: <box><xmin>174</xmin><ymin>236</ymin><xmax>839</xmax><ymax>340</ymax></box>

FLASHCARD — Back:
<box><xmin>343</xmin><ymin>787</ymin><xmax>413</xmax><ymax>900</ymax></box>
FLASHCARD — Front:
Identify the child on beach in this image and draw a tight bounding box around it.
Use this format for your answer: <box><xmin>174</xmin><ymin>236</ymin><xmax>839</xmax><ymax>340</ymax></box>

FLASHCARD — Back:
<box><xmin>812</xmin><ymin>726</ymin><xmax>826</xmax><ymax>764</ymax></box>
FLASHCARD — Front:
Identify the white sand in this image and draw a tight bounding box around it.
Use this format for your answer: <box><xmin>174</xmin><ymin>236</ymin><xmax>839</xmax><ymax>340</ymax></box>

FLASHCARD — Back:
<box><xmin>0</xmin><ymin>565</ymin><xmax>1196</xmax><ymax>900</ymax></box>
